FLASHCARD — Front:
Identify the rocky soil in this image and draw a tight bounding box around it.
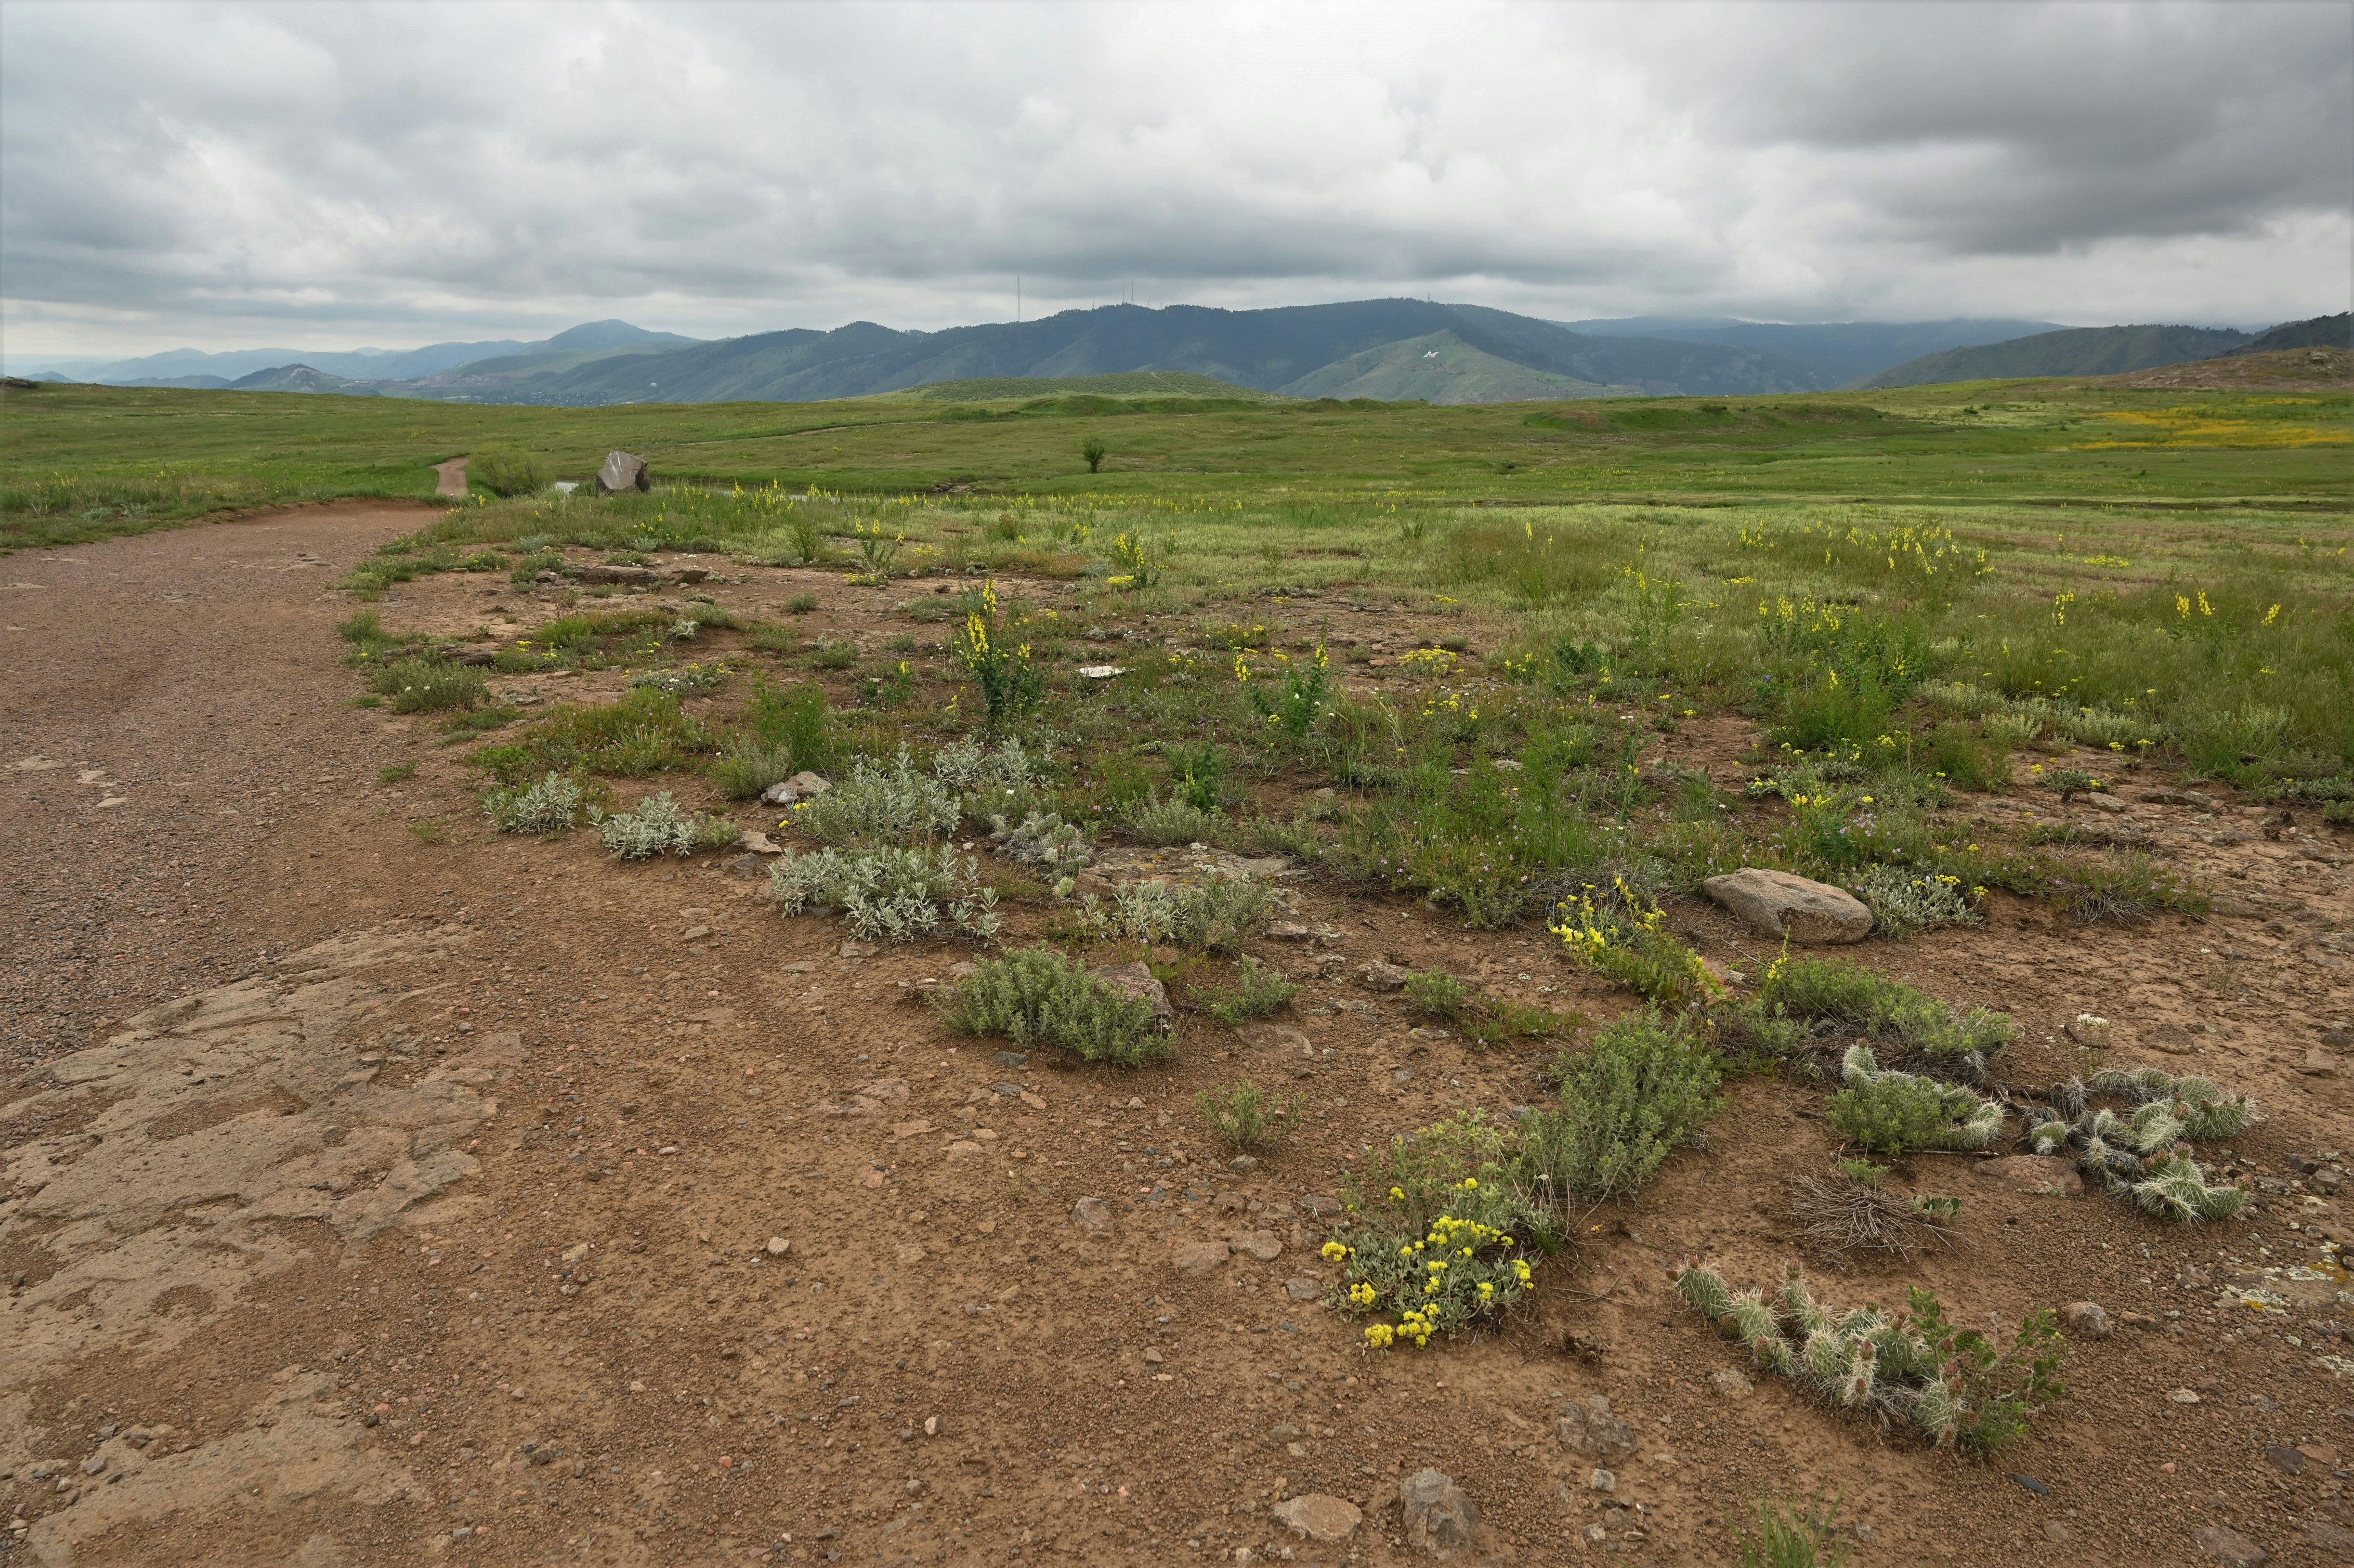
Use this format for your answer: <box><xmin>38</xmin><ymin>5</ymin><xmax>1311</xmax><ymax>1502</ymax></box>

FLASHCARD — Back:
<box><xmin>3</xmin><ymin>506</ymin><xmax>2350</xmax><ymax>1566</ymax></box>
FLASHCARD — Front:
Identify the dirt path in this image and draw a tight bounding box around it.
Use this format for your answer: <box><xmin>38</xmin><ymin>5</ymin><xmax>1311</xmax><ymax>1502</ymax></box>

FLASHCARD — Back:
<box><xmin>2</xmin><ymin>524</ymin><xmax>2351</xmax><ymax>1566</ymax></box>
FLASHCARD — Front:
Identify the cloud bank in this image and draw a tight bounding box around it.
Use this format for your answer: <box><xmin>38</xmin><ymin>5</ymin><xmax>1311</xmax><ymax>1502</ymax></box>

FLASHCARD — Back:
<box><xmin>3</xmin><ymin>0</ymin><xmax>2347</xmax><ymax>360</ymax></box>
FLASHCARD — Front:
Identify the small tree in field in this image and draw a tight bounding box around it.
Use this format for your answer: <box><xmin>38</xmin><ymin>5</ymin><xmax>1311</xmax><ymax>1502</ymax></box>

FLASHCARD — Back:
<box><xmin>1081</xmin><ymin>436</ymin><xmax>1107</xmax><ymax>474</ymax></box>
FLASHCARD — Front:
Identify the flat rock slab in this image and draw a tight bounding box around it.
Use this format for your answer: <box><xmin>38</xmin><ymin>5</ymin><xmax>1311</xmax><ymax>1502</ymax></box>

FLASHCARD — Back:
<box><xmin>1230</xmin><ymin>1229</ymin><xmax>1284</xmax><ymax>1261</ymax></box>
<box><xmin>1172</xmin><ymin>1240</ymin><xmax>1232</xmax><ymax>1274</ymax></box>
<box><xmin>1703</xmin><ymin>868</ymin><xmax>1873</xmax><ymax>944</ymax></box>
<box><xmin>1274</xmin><ymin>1493</ymin><xmax>1363</xmax><ymax>1541</ymax></box>
<box><xmin>1973</xmin><ymin>1155</ymin><xmax>2084</xmax><ymax>1197</ymax></box>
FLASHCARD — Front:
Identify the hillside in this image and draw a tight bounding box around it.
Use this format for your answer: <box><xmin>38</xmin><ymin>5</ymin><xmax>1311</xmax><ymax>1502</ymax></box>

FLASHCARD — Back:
<box><xmin>226</xmin><ymin>364</ymin><xmax>378</xmax><ymax>395</ymax></box>
<box><xmin>888</xmin><ymin>371</ymin><xmax>1281</xmax><ymax>402</ymax></box>
<box><xmin>1558</xmin><ymin>316</ymin><xmax>2064</xmax><ymax>386</ymax></box>
<box><xmin>2223</xmin><ymin>311</ymin><xmax>2352</xmax><ymax>357</ymax></box>
<box><xmin>1276</xmin><ymin>330</ymin><xmax>1621</xmax><ymax>402</ymax></box>
<box><xmin>380</xmin><ymin>300</ymin><xmax>1829</xmax><ymax>407</ymax></box>
<box><xmin>1861</xmin><ymin>323</ymin><xmax>2251</xmax><ymax>388</ymax></box>
<box><xmin>2106</xmin><ymin>345</ymin><xmax>2354</xmax><ymax>390</ymax></box>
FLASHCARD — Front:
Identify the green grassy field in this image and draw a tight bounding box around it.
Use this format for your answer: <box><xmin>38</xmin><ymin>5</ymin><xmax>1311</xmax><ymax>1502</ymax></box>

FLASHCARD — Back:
<box><xmin>3</xmin><ymin>376</ymin><xmax>2345</xmax><ymax>554</ymax></box>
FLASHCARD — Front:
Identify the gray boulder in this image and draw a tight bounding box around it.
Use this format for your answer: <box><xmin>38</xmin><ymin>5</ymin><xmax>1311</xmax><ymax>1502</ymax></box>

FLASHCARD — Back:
<box><xmin>1401</xmin><ymin>1468</ymin><xmax>1479</xmax><ymax>1558</ymax></box>
<box><xmin>594</xmin><ymin>450</ymin><xmax>650</xmax><ymax>495</ymax></box>
<box><xmin>1703</xmin><ymin>868</ymin><xmax>1873</xmax><ymax>944</ymax></box>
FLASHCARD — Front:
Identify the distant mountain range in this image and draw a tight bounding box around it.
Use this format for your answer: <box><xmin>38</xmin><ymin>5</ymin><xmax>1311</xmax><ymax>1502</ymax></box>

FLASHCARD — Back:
<box><xmin>20</xmin><ymin>305</ymin><xmax>2345</xmax><ymax>404</ymax></box>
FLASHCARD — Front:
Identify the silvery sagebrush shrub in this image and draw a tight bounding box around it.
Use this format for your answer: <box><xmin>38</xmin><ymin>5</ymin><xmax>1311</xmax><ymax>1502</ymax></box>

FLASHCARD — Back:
<box><xmin>934</xmin><ymin>734</ymin><xmax>1054</xmax><ymax>816</ymax></box>
<box><xmin>594</xmin><ymin>793</ymin><xmax>737</xmax><ymax>859</ymax></box>
<box><xmin>1848</xmin><ymin>865</ymin><xmax>1980</xmax><ymax>938</ymax></box>
<box><xmin>1075</xmin><ymin>871</ymin><xmax>1276</xmax><ymax>951</ymax></box>
<box><xmin>1125</xmin><ymin>794</ymin><xmax>1223</xmax><ymax>846</ymax></box>
<box><xmin>767</xmin><ymin>844</ymin><xmax>1000</xmax><ymax>943</ymax></box>
<box><xmin>790</xmin><ymin>747</ymin><xmax>959</xmax><ymax>846</ymax></box>
<box><xmin>485</xmin><ymin>772</ymin><xmax>585</xmax><ymax>835</ymax></box>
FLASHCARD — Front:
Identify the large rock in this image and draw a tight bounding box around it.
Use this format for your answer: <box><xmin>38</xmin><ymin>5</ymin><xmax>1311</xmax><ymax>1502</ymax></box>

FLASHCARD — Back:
<box><xmin>1555</xmin><ymin>1395</ymin><xmax>1638</xmax><ymax>1457</ymax></box>
<box><xmin>2194</xmin><ymin>1524</ymin><xmax>2268</xmax><ymax>1566</ymax></box>
<box><xmin>1401</xmin><ymin>1469</ymin><xmax>1479</xmax><ymax>1558</ymax></box>
<box><xmin>1092</xmin><ymin>961</ymin><xmax>1175</xmax><ymax>1033</ymax></box>
<box><xmin>1703</xmin><ymin>868</ymin><xmax>1874</xmax><ymax>944</ymax></box>
<box><xmin>1273</xmin><ymin>1494</ymin><xmax>1362</xmax><ymax>1541</ymax></box>
<box><xmin>594</xmin><ymin>450</ymin><xmax>651</xmax><ymax>495</ymax></box>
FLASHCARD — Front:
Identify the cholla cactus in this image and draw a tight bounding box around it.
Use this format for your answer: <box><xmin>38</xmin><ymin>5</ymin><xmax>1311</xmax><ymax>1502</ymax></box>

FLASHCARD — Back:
<box><xmin>990</xmin><ymin>810</ymin><xmax>1093</xmax><ymax>878</ymax></box>
<box><xmin>1670</xmin><ymin>1260</ymin><xmax>1972</xmax><ymax>1445</ymax></box>
<box><xmin>2133</xmin><ymin>1149</ymin><xmax>2251</xmax><ymax>1222</ymax></box>
<box><xmin>2087</xmin><ymin>1066</ymin><xmax>2256</xmax><ymax>1141</ymax></box>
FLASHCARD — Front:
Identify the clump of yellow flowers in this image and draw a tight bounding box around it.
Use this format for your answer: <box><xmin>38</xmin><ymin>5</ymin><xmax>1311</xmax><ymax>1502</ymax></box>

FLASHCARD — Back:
<box><xmin>1324</xmin><ymin>1174</ymin><xmax>1542</xmax><ymax>1352</ymax></box>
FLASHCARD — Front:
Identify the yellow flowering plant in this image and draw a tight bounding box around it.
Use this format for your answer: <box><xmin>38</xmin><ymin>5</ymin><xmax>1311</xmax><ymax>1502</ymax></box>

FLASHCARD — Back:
<box><xmin>950</xmin><ymin>579</ymin><xmax>1044</xmax><ymax>722</ymax></box>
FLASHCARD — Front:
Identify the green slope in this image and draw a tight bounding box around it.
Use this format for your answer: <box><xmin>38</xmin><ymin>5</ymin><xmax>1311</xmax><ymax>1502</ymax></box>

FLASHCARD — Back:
<box><xmin>1276</xmin><ymin>331</ymin><xmax>1624</xmax><ymax>403</ymax></box>
<box><xmin>882</xmin><ymin>371</ymin><xmax>1282</xmax><ymax>402</ymax></box>
<box><xmin>1861</xmin><ymin>324</ymin><xmax>2251</xmax><ymax>388</ymax></box>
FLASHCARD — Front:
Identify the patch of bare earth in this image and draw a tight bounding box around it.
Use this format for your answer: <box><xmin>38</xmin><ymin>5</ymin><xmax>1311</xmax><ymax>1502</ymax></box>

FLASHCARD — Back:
<box><xmin>3</xmin><ymin>526</ymin><xmax>2350</xmax><ymax>1566</ymax></box>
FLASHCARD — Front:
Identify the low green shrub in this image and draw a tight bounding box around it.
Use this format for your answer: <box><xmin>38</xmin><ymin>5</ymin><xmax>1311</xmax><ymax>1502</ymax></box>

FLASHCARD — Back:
<box><xmin>1551</xmin><ymin>879</ymin><xmax>1721</xmax><ymax>1008</ymax></box>
<box><xmin>1523</xmin><ymin>1009</ymin><xmax>1723</xmax><ymax>1204</ymax></box>
<box><xmin>370</xmin><ymin>656</ymin><xmax>487</xmax><ymax>714</ymax></box>
<box><xmin>768</xmin><ymin>844</ymin><xmax>1000</xmax><ymax>942</ymax></box>
<box><xmin>474</xmin><ymin>688</ymin><xmax>718</xmax><ymax>781</ymax></box>
<box><xmin>1195</xmin><ymin>955</ymin><xmax>1300</xmax><ymax>1025</ymax></box>
<box><xmin>1126</xmin><ymin>794</ymin><xmax>1223</xmax><ymax>846</ymax></box>
<box><xmin>1196</xmin><ymin>1078</ymin><xmax>1303</xmax><ymax>1151</ymax></box>
<box><xmin>1760</xmin><ymin>958</ymin><xmax>2011</xmax><ymax>1062</ymax></box>
<box><xmin>1403</xmin><ymin>968</ymin><xmax>1575</xmax><ymax>1048</ymax></box>
<box><xmin>469</xmin><ymin>447</ymin><xmax>546</xmax><ymax>497</ymax></box>
<box><xmin>931</xmin><ymin>946</ymin><xmax>1165</xmax><ymax>1065</ymax></box>
<box><xmin>989</xmin><ymin>811</ymin><xmax>1093</xmax><ymax>881</ymax></box>
<box><xmin>1733</xmin><ymin>1496</ymin><xmax>1853</xmax><ymax>1568</ymax></box>
<box><xmin>1847</xmin><ymin>865</ymin><xmax>1980</xmax><ymax>937</ymax></box>
<box><xmin>710</xmin><ymin>679</ymin><xmax>832</xmax><ymax>800</ymax></box>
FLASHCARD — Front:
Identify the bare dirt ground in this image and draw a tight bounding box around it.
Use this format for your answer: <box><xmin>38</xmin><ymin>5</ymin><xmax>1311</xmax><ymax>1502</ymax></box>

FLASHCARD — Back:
<box><xmin>4</xmin><ymin>511</ymin><xmax>2352</xmax><ymax>1567</ymax></box>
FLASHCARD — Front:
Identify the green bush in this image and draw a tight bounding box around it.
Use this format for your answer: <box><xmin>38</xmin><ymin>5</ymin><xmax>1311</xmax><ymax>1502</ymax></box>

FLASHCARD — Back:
<box><xmin>1404</xmin><ymin>968</ymin><xmax>1573</xmax><ymax>1048</ymax></box>
<box><xmin>1524</xmin><ymin>1009</ymin><xmax>1723</xmax><ymax>1204</ymax></box>
<box><xmin>1733</xmin><ymin>1496</ymin><xmax>1853</xmax><ymax>1568</ymax></box>
<box><xmin>1761</xmin><ymin>958</ymin><xmax>2011</xmax><ymax>1061</ymax></box>
<box><xmin>1847</xmin><ymin>866</ymin><xmax>1980</xmax><ymax>937</ymax></box>
<box><xmin>932</xmin><ymin>946</ymin><xmax>1166</xmax><ymax>1065</ymax></box>
<box><xmin>1196</xmin><ymin>956</ymin><xmax>1300</xmax><ymax>1025</ymax></box>
<box><xmin>470</xmin><ymin>447</ymin><xmax>547</xmax><ymax>498</ymax></box>
<box><xmin>1076</xmin><ymin>872</ymin><xmax>1276</xmax><ymax>952</ymax></box>
<box><xmin>483</xmin><ymin>772</ymin><xmax>585</xmax><ymax>834</ymax></box>
<box><xmin>1196</xmin><ymin>1079</ymin><xmax>1303</xmax><ymax>1151</ymax></box>
<box><xmin>474</xmin><ymin>688</ymin><xmax>718</xmax><ymax>781</ymax></box>
<box><xmin>710</xmin><ymin>679</ymin><xmax>832</xmax><ymax>800</ymax></box>
<box><xmin>370</xmin><ymin>656</ymin><xmax>487</xmax><ymax>714</ymax></box>
<box><xmin>1126</xmin><ymin>794</ymin><xmax>1223</xmax><ymax>846</ymax></box>
<box><xmin>791</xmin><ymin>748</ymin><xmax>959</xmax><ymax>846</ymax></box>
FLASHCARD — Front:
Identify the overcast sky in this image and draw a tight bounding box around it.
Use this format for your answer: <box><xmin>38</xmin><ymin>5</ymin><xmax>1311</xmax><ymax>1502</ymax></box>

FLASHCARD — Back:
<box><xmin>4</xmin><ymin>0</ymin><xmax>2348</xmax><ymax>363</ymax></box>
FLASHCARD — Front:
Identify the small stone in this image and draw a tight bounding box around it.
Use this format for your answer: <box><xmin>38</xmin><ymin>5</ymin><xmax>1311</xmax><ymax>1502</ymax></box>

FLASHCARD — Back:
<box><xmin>923</xmin><ymin>1416</ymin><xmax>939</xmax><ymax>1437</ymax></box>
<box><xmin>1707</xmin><ymin>1368</ymin><xmax>1754</xmax><ymax>1401</ymax></box>
<box><xmin>1401</xmin><ymin>1468</ymin><xmax>1479</xmax><ymax>1558</ymax></box>
<box><xmin>1272</xmin><ymin>1494</ymin><xmax>1362</xmax><ymax>1542</ymax></box>
<box><xmin>1231</xmin><ymin>1230</ymin><xmax>1283</xmax><ymax>1262</ymax></box>
<box><xmin>765</xmin><ymin>1236</ymin><xmax>792</xmax><ymax>1256</ymax></box>
<box><xmin>1285</xmin><ymin>1277</ymin><xmax>1323</xmax><ymax>1301</ymax></box>
<box><xmin>1702</xmin><ymin>868</ymin><xmax>1873</xmax><ymax>944</ymax></box>
<box><xmin>1973</xmin><ymin>1155</ymin><xmax>2085</xmax><ymax>1197</ymax></box>
<box><xmin>2044</xmin><ymin>1521</ymin><xmax>2070</xmax><ymax>1543</ymax></box>
<box><xmin>2170</xmin><ymin>1388</ymin><xmax>2202</xmax><ymax>1404</ymax></box>
<box><xmin>2120</xmin><ymin>1311</ymin><xmax>2159</xmax><ymax>1328</ymax></box>
<box><xmin>1356</xmin><ymin>960</ymin><xmax>1411</xmax><ymax>991</ymax></box>
<box><xmin>2304</xmin><ymin>1519</ymin><xmax>2354</xmax><ymax>1555</ymax></box>
<box><xmin>1587</xmin><ymin>1468</ymin><xmax>1615</xmax><ymax>1493</ymax></box>
<box><xmin>894</xmin><ymin>1244</ymin><xmax>925</xmax><ymax>1264</ymax></box>
<box><xmin>840</xmin><ymin>940</ymin><xmax>879</xmax><ymax>958</ymax></box>
<box><xmin>993</xmin><ymin>1050</ymin><xmax>1029</xmax><ymax>1069</ymax></box>
<box><xmin>2010</xmin><ymin>1473</ymin><xmax>2049</xmax><ymax>1496</ymax></box>
<box><xmin>2301</xmin><ymin>1048</ymin><xmax>2340</xmax><ymax>1078</ymax></box>
<box><xmin>2194</xmin><ymin>1524</ymin><xmax>2268</xmax><ymax>1566</ymax></box>
<box><xmin>1172</xmin><ymin>1240</ymin><xmax>1231</xmax><ymax>1275</ymax></box>
<box><xmin>1071</xmin><ymin>1197</ymin><xmax>1113</xmax><ymax>1235</ymax></box>
<box><xmin>1228</xmin><ymin>1155</ymin><xmax>1259</xmax><ymax>1173</ymax></box>
<box><xmin>80</xmin><ymin>1456</ymin><xmax>105</xmax><ymax>1476</ymax></box>
<box><xmin>1583</xmin><ymin>1524</ymin><xmax>1607</xmax><ymax>1544</ymax></box>
<box><xmin>1142</xmin><ymin>1348</ymin><xmax>1165</xmax><ymax>1365</ymax></box>
<box><xmin>1076</xmin><ymin>664</ymin><xmax>1127</xmax><ymax>681</ymax></box>
<box><xmin>738</xmin><ymin>830</ymin><xmax>784</xmax><ymax>855</ymax></box>
<box><xmin>1555</xmin><ymin>1395</ymin><xmax>1638</xmax><ymax>1458</ymax></box>
<box><xmin>2062</xmin><ymin>1301</ymin><xmax>2112</xmax><ymax>1339</ymax></box>
<box><xmin>2263</xmin><ymin>1445</ymin><xmax>2305</xmax><ymax>1475</ymax></box>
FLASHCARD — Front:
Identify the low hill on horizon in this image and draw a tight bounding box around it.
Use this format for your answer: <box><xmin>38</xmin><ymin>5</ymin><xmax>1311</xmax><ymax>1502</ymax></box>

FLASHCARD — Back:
<box><xmin>1556</xmin><ymin>316</ymin><xmax>2068</xmax><ymax>386</ymax></box>
<box><xmin>1861</xmin><ymin>323</ymin><xmax>2254</xmax><ymax>388</ymax></box>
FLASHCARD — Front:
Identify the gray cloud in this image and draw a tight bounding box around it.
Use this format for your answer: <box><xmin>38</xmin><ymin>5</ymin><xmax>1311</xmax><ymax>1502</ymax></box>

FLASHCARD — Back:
<box><xmin>2</xmin><ymin>0</ymin><xmax>2346</xmax><ymax>362</ymax></box>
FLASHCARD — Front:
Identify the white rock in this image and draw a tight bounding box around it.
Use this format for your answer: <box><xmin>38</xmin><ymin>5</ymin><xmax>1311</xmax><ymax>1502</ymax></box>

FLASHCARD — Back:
<box><xmin>1703</xmin><ymin>868</ymin><xmax>1874</xmax><ymax>944</ymax></box>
